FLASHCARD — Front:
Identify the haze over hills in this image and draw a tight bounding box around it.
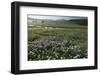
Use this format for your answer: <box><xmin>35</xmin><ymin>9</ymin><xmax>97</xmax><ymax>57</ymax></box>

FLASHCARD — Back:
<box><xmin>28</xmin><ymin>17</ymin><xmax>88</xmax><ymax>26</ymax></box>
<box><xmin>28</xmin><ymin>15</ymin><xmax>87</xmax><ymax>20</ymax></box>
<box><xmin>27</xmin><ymin>15</ymin><xmax>88</xmax><ymax>27</ymax></box>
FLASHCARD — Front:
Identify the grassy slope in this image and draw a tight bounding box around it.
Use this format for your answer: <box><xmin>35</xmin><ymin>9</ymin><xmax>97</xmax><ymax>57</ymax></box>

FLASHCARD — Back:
<box><xmin>28</xmin><ymin>21</ymin><xmax>88</xmax><ymax>60</ymax></box>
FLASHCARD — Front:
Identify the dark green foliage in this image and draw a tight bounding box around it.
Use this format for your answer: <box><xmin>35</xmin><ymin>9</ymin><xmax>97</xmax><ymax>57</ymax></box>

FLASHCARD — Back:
<box><xmin>69</xmin><ymin>19</ymin><xmax>88</xmax><ymax>25</ymax></box>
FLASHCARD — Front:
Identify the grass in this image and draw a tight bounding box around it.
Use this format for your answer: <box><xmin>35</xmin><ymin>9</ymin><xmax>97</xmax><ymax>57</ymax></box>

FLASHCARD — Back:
<box><xmin>28</xmin><ymin>23</ymin><xmax>88</xmax><ymax>61</ymax></box>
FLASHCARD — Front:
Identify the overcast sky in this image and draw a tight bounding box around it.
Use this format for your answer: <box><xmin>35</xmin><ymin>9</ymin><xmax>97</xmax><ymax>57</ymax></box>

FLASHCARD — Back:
<box><xmin>28</xmin><ymin>14</ymin><xmax>87</xmax><ymax>20</ymax></box>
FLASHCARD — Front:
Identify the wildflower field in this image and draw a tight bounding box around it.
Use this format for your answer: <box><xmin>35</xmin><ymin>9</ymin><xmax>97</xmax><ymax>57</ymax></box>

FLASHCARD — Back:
<box><xmin>28</xmin><ymin>16</ymin><xmax>88</xmax><ymax>61</ymax></box>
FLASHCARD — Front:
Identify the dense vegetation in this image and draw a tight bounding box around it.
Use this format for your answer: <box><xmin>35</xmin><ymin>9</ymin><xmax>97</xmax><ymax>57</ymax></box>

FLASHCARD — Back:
<box><xmin>69</xmin><ymin>19</ymin><xmax>88</xmax><ymax>25</ymax></box>
<box><xmin>28</xmin><ymin>18</ymin><xmax>88</xmax><ymax>61</ymax></box>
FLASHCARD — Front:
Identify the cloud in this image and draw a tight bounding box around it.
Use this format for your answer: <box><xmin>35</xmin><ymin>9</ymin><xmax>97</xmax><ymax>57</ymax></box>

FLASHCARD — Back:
<box><xmin>28</xmin><ymin>14</ymin><xmax>87</xmax><ymax>20</ymax></box>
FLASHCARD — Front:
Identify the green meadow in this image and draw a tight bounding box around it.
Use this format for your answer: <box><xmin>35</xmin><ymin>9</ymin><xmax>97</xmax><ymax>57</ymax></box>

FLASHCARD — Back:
<box><xmin>28</xmin><ymin>19</ymin><xmax>88</xmax><ymax>61</ymax></box>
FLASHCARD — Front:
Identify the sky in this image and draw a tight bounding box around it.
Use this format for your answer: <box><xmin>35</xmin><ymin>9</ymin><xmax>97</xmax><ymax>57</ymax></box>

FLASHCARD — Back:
<box><xmin>28</xmin><ymin>14</ymin><xmax>87</xmax><ymax>20</ymax></box>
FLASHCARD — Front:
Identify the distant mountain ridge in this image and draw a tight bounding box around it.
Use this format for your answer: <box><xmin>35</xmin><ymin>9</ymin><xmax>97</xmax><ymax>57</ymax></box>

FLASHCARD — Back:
<box><xmin>28</xmin><ymin>18</ymin><xmax>88</xmax><ymax>26</ymax></box>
